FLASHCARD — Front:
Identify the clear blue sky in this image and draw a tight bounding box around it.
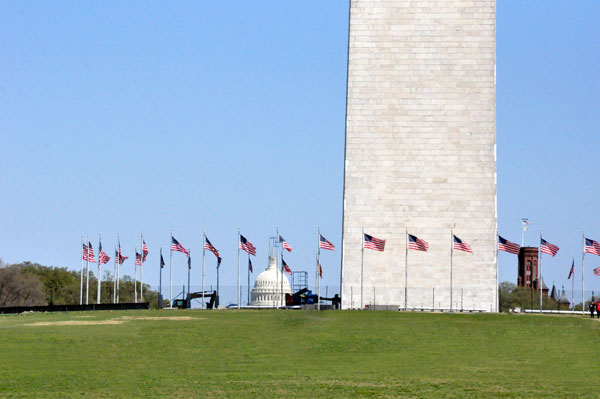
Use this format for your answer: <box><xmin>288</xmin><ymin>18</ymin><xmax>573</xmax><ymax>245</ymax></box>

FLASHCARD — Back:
<box><xmin>1</xmin><ymin>1</ymin><xmax>598</xmax><ymax>297</ymax></box>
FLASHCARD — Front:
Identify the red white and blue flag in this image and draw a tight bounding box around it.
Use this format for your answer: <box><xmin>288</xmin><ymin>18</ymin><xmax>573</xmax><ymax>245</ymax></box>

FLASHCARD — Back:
<box><xmin>117</xmin><ymin>244</ymin><xmax>128</xmax><ymax>264</ymax></box>
<box><xmin>408</xmin><ymin>234</ymin><xmax>429</xmax><ymax>252</ymax></box>
<box><xmin>594</xmin><ymin>267</ymin><xmax>600</xmax><ymax>276</ymax></box>
<box><xmin>142</xmin><ymin>240</ymin><xmax>149</xmax><ymax>262</ymax></box>
<box><xmin>585</xmin><ymin>238</ymin><xmax>600</xmax><ymax>256</ymax></box>
<box><xmin>204</xmin><ymin>236</ymin><xmax>220</xmax><ymax>258</ymax></box>
<box><xmin>135</xmin><ymin>251</ymin><xmax>142</xmax><ymax>266</ymax></box>
<box><xmin>540</xmin><ymin>238</ymin><xmax>559</xmax><ymax>257</ymax></box>
<box><xmin>279</xmin><ymin>235</ymin><xmax>292</xmax><ymax>252</ymax></box>
<box><xmin>453</xmin><ymin>235</ymin><xmax>472</xmax><ymax>253</ymax></box>
<box><xmin>568</xmin><ymin>260</ymin><xmax>575</xmax><ymax>280</ymax></box>
<box><xmin>248</xmin><ymin>258</ymin><xmax>253</xmax><ymax>273</ymax></box>
<box><xmin>318</xmin><ymin>264</ymin><xmax>323</xmax><ymax>278</ymax></box>
<box><xmin>171</xmin><ymin>236</ymin><xmax>189</xmax><ymax>256</ymax></box>
<box><xmin>319</xmin><ymin>234</ymin><xmax>335</xmax><ymax>251</ymax></box>
<box><xmin>364</xmin><ymin>234</ymin><xmax>386</xmax><ymax>251</ymax></box>
<box><xmin>98</xmin><ymin>242</ymin><xmax>111</xmax><ymax>265</ymax></box>
<box><xmin>82</xmin><ymin>243</ymin><xmax>89</xmax><ymax>261</ymax></box>
<box><xmin>87</xmin><ymin>242</ymin><xmax>97</xmax><ymax>263</ymax></box>
<box><xmin>282</xmin><ymin>259</ymin><xmax>292</xmax><ymax>275</ymax></box>
<box><xmin>240</xmin><ymin>234</ymin><xmax>256</xmax><ymax>256</ymax></box>
<box><xmin>498</xmin><ymin>235</ymin><xmax>520</xmax><ymax>255</ymax></box>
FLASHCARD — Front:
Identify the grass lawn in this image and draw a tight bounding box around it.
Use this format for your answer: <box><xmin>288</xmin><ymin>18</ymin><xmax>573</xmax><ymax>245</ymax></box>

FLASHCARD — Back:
<box><xmin>0</xmin><ymin>309</ymin><xmax>598</xmax><ymax>398</ymax></box>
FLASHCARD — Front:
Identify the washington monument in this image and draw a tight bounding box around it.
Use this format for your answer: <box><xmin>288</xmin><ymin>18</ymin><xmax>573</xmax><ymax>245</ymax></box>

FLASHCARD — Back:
<box><xmin>341</xmin><ymin>0</ymin><xmax>497</xmax><ymax>311</ymax></box>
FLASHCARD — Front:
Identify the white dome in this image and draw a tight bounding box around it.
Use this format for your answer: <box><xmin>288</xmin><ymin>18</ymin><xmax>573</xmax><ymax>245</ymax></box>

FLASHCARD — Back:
<box><xmin>250</xmin><ymin>256</ymin><xmax>291</xmax><ymax>307</ymax></box>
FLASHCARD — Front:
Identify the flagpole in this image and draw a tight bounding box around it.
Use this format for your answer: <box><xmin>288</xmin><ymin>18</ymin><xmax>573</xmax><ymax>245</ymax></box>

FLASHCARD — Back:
<box><xmin>200</xmin><ymin>230</ymin><xmax>205</xmax><ymax>309</ymax></box>
<box><xmin>169</xmin><ymin>230</ymin><xmax>173</xmax><ymax>309</ymax></box>
<box><xmin>113</xmin><ymin>244</ymin><xmax>117</xmax><ymax>303</ymax></box>
<box><xmin>247</xmin><ymin>255</ymin><xmax>250</xmax><ymax>306</ymax></box>
<box><xmin>317</xmin><ymin>227</ymin><xmax>321</xmax><ymax>311</ymax></box>
<box><xmin>539</xmin><ymin>230</ymin><xmax>543</xmax><ymax>312</ymax></box>
<box><xmin>582</xmin><ymin>231</ymin><xmax>585</xmax><ymax>314</ymax></box>
<box><xmin>495</xmin><ymin>228</ymin><xmax>499</xmax><ymax>313</ymax></box>
<box><xmin>237</xmin><ymin>228</ymin><xmax>241</xmax><ymax>310</ymax></box>
<box><xmin>159</xmin><ymin>247</ymin><xmax>163</xmax><ymax>308</ymax></box>
<box><xmin>187</xmin><ymin>250</ymin><xmax>191</xmax><ymax>308</ymax></box>
<box><xmin>86</xmin><ymin>233</ymin><xmax>90</xmax><ymax>305</ymax></box>
<box><xmin>97</xmin><ymin>234</ymin><xmax>102</xmax><ymax>304</ymax></box>
<box><xmin>572</xmin><ymin>256</ymin><xmax>575</xmax><ymax>314</ymax></box>
<box><xmin>276</xmin><ymin>228</ymin><xmax>280</xmax><ymax>308</ymax></box>
<box><xmin>450</xmin><ymin>229</ymin><xmax>453</xmax><ymax>312</ymax></box>
<box><xmin>117</xmin><ymin>234</ymin><xmax>121</xmax><ymax>304</ymax></box>
<box><xmin>360</xmin><ymin>227</ymin><xmax>364</xmax><ymax>310</ymax></box>
<box><xmin>405</xmin><ymin>228</ymin><xmax>408</xmax><ymax>311</ymax></box>
<box><xmin>216</xmin><ymin>257</ymin><xmax>220</xmax><ymax>308</ymax></box>
<box><xmin>140</xmin><ymin>231</ymin><xmax>144</xmax><ymax>302</ymax></box>
<box><xmin>134</xmin><ymin>247</ymin><xmax>138</xmax><ymax>303</ymax></box>
<box><xmin>80</xmin><ymin>235</ymin><xmax>84</xmax><ymax>305</ymax></box>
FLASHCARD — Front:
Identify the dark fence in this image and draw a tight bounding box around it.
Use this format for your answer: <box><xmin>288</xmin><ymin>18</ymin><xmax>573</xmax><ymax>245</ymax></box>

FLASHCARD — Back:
<box><xmin>0</xmin><ymin>302</ymin><xmax>149</xmax><ymax>314</ymax></box>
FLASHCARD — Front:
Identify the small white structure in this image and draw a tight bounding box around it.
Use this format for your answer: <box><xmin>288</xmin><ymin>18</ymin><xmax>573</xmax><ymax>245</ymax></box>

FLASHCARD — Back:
<box><xmin>250</xmin><ymin>255</ymin><xmax>291</xmax><ymax>307</ymax></box>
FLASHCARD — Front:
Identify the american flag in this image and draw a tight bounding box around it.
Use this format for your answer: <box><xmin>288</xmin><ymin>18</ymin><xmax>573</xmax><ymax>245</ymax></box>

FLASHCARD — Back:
<box><xmin>594</xmin><ymin>266</ymin><xmax>600</xmax><ymax>276</ymax></box>
<box><xmin>568</xmin><ymin>260</ymin><xmax>574</xmax><ymax>280</ymax></box>
<box><xmin>82</xmin><ymin>243</ymin><xmax>89</xmax><ymax>261</ymax></box>
<box><xmin>135</xmin><ymin>251</ymin><xmax>142</xmax><ymax>266</ymax></box>
<box><xmin>248</xmin><ymin>258</ymin><xmax>253</xmax><ymax>273</ymax></box>
<box><xmin>453</xmin><ymin>235</ymin><xmax>472</xmax><ymax>253</ymax></box>
<box><xmin>498</xmin><ymin>235</ymin><xmax>520</xmax><ymax>255</ymax></box>
<box><xmin>279</xmin><ymin>234</ymin><xmax>292</xmax><ymax>252</ymax></box>
<box><xmin>364</xmin><ymin>233</ymin><xmax>386</xmax><ymax>251</ymax></box>
<box><xmin>171</xmin><ymin>236</ymin><xmax>189</xmax><ymax>256</ymax></box>
<box><xmin>239</xmin><ymin>234</ymin><xmax>256</xmax><ymax>256</ymax></box>
<box><xmin>319</xmin><ymin>234</ymin><xmax>335</xmax><ymax>251</ymax></box>
<box><xmin>204</xmin><ymin>236</ymin><xmax>220</xmax><ymax>258</ymax></box>
<box><xmin>585</xmin><ymin>238</ymin><xmax>600</xmax><ymax>256</ymax></box>
<box><xmin>142</xmin><ymin>240</ymin><xmax>149</xmax><ymax>262</ymax></box>
<box><xmin>408</xmin><ymin>234</ymin><xmax>429</xmax><ymax>252</ymax></box>
<box><xmin>318</xmin><ymin>264</ymin><xmax>323</xmax><ymax>278</ymax></box>
<box><xmin>540</xmin><ymin>238</ymin><xmax>559</xmax><ymax>257</ymax></box>
<box><xmin>118</xmin><ymin>245</ymin><xmax>128</xmax><ymax>264</ymax></box>
<box><xmin>160</xmin><ymin>252</ymin><xmax>165</xmax><ymax>269</ymax></box>
<box><xmin>282</xmin><ymin>259</ymin><xmax>292</xmax><ymax>275</ymax></box>
<box><xmin>87</xmin><ymin>242</ymin><xmax>97</xmax><ymax>263</ymax></box>
<box><xmin>98</xmin><ymin>242</ymin><xmax>111</xmax><ymax>265</ymax></box>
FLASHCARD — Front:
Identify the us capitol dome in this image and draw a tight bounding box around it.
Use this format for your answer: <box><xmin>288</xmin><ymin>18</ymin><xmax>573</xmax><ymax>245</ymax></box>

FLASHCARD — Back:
<box><xmin>250</xmin><ymin>255</ymin><xmax>291</xmax><ymax>307</ymax></box>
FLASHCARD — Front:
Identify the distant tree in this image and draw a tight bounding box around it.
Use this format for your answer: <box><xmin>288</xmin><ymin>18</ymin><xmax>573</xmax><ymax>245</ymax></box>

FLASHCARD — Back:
<box><xmin>0</xmin><ymin>264</ymin><xmax>47</xmax><ymax>307</ymax></box>
<box><xmin>499</xmin><ymin>281</ymin><xmax>561</xmax><ymax>312</ymax></box>
<box><xmin>18</xmin><ymin>262</ymin><xmax>80</xmax><ymax>305</ymax></box>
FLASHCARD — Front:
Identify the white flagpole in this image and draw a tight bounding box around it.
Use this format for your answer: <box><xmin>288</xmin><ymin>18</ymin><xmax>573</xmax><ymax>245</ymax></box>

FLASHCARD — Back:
<box><xmin>169</xmin><ymin>230</ymin><xmax>173</xmax><ymax>308</ymax></box>
<box><xmin>80</xmin><ymin>235</ymin><xmax>84</xmax><ymax>305</ymax></box>
<box><xmin>539</xmin><ymin>230</ymin><xmax>543</xmax><ymax>312</ymax></box>
<box><xmin>113</xmin><ymin>244</ymin><xmax>117</xmax><ymax>303</ymax></box>
<box><xmin>273</xmin><ymin>227</ymin><xmax>283</xmax><ymax>309</ymax></box>
<box><xmin>582</xmin><ymin>231</ymin><xmax>585</xmax><ymax>313</ymax></box>
<box><xmin>134</xmin><ymin>247</ymin><xmax>138</xmax><ymax>303</ymax></box>
<box><xmin>317</xmin><ymin>227</ymin><xmax>321</xmax><ymax>311</ymax></box>
<box><xmin>202</xmin><ymin>230</ymin><xmax>206</xmax><ymax>310</ymax></box>
<box><xmin>86</xmin><ymin>233</ymin><xmax>90</xmax><ymax>305</ymax></box>
<box><xmin>450</xmin><ymin>229</ymin><xmax>453</xmax><ymax>312</ymax></box>
<box><xmin>140</xmin><ymin>231</ymin><xmax>144</xmax><ymax>302</ymax></box>
<box><xmin>159</xmin><ymin>247</ymin><xmax>163</xmax><ymax>308</ymax></box>
<box><xmin>405</xmin><ymin>228</ymin><xmax>408</xmax><ymax>311</ymax></box>
<box><xmin>187</xmin><ymin>250</ymin><xmax>191</xmax><ymax>307</ymax></box>
<box><xmin>360</xmin><ymin>227</ymin><xmax>364</xmax><ymax>310</ymax></box>
<box><xmin>237</xmin><ymin>228</ymin><xmax>241</xmax><ymax>310</ymax></box>
<box><xmin>572</xmin><ymin>256</ymin><xmax>575</xmax><ymax>313</ymax></box>
<box><xmin>97</xmin><ymin>234</ymin><xmax>102</xmax><ymax>304</ymax></box>
<box><xmin>247</xmin><ymin>255</ymin><xmax>250</xmax><ymax>306</ymax></box>
<box><xmin>117</xmin><ymin>234</ymin><xmax>121</xmax><ymax>304</ymax></box>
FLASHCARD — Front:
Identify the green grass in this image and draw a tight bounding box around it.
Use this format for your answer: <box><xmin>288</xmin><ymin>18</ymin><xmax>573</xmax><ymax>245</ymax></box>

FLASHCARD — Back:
<box><xmin>0</xmin><ymin>310</ymin><xmax>598</xmax><ymax>398</ymax></box>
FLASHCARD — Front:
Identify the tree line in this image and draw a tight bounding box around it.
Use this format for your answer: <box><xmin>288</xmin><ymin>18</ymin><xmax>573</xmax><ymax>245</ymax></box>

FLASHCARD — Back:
<box><xmin>0</xmin><ymin>259</ymin><xmax>159</xmax><ymax>308</ymax></box>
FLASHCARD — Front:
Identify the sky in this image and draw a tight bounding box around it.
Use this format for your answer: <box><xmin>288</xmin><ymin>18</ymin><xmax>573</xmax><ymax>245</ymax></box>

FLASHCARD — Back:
<box><xmin>1</xmin><ymin>1</ymin><xmax>599</xmax><ymax>302</ymax></box>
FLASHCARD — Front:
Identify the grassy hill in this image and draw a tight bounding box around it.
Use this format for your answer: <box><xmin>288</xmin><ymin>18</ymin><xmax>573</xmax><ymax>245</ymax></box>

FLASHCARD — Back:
<box><xmin>0</xmin><ymin>310</ymin><xmax>598</xmax><ymax>398</ymax></box>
